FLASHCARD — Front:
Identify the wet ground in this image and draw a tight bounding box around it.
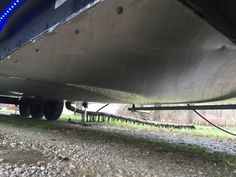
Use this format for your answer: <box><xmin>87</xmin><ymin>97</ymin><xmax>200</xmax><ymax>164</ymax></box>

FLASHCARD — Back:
<box><xmin>0</xmin><ymin>116</ymin><xmax>235</xmax><ymax>177</ymax></box>
<box><xmin>0</xmin><ymin>148</ymin><xmax>45</xmax><ymax>164</ymax></box>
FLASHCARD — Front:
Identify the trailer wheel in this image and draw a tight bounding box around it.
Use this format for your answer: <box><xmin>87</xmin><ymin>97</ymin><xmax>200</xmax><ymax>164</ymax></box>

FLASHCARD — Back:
<box><xmin>19</xmin><ymin>103</ymin><xmax>30</xmax><ymax>117</ymax></box>
<box><xmin>44</xmin><ymin>101</ymin><xmax>63</xmax><ymax>121</ymax></box>
<box><xmin>30</xmin><ymin>104</ymin><xmax>44</xmax><ymax>119</ymax></box>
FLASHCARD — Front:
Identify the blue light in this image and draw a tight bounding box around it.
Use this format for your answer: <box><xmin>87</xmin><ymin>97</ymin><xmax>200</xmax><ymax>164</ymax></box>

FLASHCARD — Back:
<box><xmin>0</xmin><ymin>0</ymin><xmax>23</xmax><ymax>31</ymax></box>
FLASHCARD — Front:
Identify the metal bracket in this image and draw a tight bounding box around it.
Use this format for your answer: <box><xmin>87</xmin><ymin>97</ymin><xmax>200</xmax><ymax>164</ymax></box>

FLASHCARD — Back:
<box><xmin>129</xmin><ymin>104</ymin><xmax>236</xmax><ymax>111</ymax></box>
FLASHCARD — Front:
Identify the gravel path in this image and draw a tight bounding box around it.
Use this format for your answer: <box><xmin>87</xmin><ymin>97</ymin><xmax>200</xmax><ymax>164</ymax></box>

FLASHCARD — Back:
<box><xmin>0</xmin><ymin>121</ymin><xmax>235</xmax><ymax>177</ymax></box>
<box><xmin>92</xmin><ymin>125</ymin><xmax>236</xmax><ymax>155</ymax></box>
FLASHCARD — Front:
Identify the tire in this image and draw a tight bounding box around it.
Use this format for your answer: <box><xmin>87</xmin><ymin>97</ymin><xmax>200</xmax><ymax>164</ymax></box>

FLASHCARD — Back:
<box><xmin>44</xmin><ymin>101</ymin><xmax>64</xmax><ymax>121</ymax></box>
<box><xmin>30</xmin><ymin>104</ymin><xmax>44</xmax><ymax>119</ymax></box>
<box><xmin>19</xmin><ymin>103</ymin><xmax>30</xmax><ymax>117</ymax></box>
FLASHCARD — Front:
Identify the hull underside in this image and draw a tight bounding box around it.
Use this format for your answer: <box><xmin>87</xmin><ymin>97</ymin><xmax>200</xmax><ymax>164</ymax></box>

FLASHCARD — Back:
<box><xmin>0</xmin><ymin>0</ymin><xmax>236</xmax><ymax>104</ymax></box>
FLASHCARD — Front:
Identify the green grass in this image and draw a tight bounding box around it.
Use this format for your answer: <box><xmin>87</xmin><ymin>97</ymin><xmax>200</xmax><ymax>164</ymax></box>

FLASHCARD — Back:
<box><xmin>60</xmin><ymin>114</ymin><xmax>82</xmax><ymax>121</ymax></box>
<box><xmin>60</xmin><ymin>114</ymin><xmax>236</xmax><ymax>139</ymax></box>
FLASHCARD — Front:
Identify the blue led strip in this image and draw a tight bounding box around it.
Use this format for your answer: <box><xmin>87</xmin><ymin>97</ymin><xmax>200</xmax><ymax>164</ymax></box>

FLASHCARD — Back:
<box><xmin>0</xmin><ymin>0</ymin><xmax>23</xmax><ymax>31</ymax></box>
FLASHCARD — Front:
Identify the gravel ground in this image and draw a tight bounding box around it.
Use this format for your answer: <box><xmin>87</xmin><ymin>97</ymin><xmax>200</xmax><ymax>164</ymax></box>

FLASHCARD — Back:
<box><xmin>0</xmin><ymin>120</ymin><xmax>235</xmax><ymax>177</ymax></box>
<box><xmin>93</xmin><ymin>125</ymin><xmax>236</xmax><ymax>155</ymax></box>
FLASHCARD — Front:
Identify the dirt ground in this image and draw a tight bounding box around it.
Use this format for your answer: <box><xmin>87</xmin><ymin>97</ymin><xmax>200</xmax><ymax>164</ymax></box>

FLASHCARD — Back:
<box><xmin>0</xmin><ymin>116</ymin><xmax>235</xmax><ymax>177</ymax></box>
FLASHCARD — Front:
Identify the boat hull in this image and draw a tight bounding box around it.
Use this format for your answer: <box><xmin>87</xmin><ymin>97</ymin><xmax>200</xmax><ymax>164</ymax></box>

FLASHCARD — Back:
<box><xmin>0</xmin><ymin>0</ymin><xmax>236</xmax><ymax>104</ymax></box>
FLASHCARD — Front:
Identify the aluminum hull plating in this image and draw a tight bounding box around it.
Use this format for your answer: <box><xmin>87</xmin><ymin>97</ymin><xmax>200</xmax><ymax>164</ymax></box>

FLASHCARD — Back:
<box><xmin>0</xmin><ymin>0</ymin><xmax>236</xmax><ymax>104</ymax></box>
